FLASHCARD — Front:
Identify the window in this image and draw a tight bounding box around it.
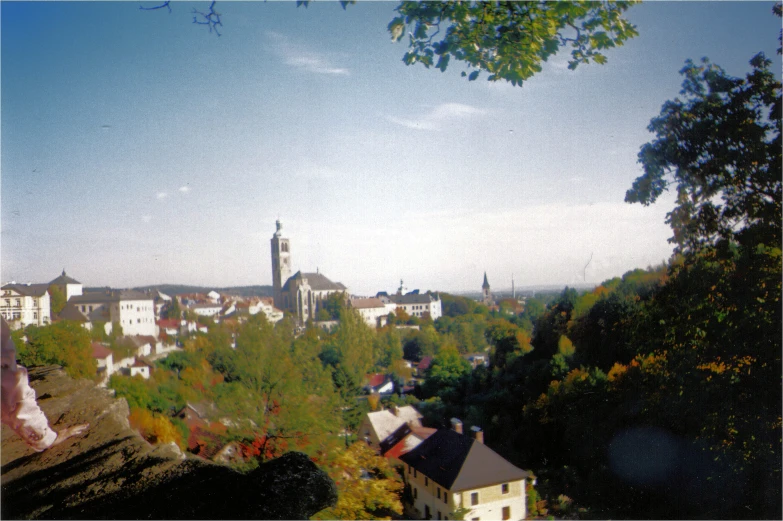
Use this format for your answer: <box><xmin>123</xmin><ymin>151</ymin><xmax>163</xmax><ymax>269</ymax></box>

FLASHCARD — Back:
<box><xmin>437</xmin><ymin>512</ymin><xmax>441</xmax><ymax>520</ymax></box>
<box><xmin>471</xmin><ymin>518</ymin><xmax>480</xmax><ymax>521</ymax></box>
<box><xmin>437</xmin><ymin>488</ymin><xmax>440</xmax><ymax>499</ymax></box>
<box><xmin>501</xmin><ymin>483</ymin><xmax>509</xmax><ymax>494</ymax></box>
<box><xmin>425</xmin><ymin>505</ymin><xmax>430</xmax><ymax>519</ymax></box>
<box><xmin>33</xmin><ymin>312</ymin><xmax>38</xmax><ymax>319</ymax></box>
<box><xmin>502</xmin><ymin>506</ymin><xmax>510</xmax><ymax>520</ymax></box>
<box><xmin>471</xmin><ymin>492</ymin><xmax>479</xmax><ymax>506</ymax></box>
<box><xmin>413</xmin><ymin>487</ymin><xmax>418</xmax><ymax>499</ymax></box>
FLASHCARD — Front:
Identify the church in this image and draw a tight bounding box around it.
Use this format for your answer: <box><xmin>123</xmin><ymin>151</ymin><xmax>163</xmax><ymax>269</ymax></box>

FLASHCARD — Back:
<box><xmin>270</xmin><ymin>221</ymin><xmax>348</xmax><ymax>324</ymax></box>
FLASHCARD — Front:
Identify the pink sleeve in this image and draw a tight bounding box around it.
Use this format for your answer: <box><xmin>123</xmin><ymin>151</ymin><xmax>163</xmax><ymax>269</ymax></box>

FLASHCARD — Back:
<box><xmin>1</xmin><ymin>329</ymin><xmax>57</xmax><ymax>451</ymax></box>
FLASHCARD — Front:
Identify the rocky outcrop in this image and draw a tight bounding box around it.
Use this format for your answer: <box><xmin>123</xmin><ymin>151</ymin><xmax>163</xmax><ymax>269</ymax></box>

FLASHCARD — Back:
<box><xmin>1</xmin><ymin>366</ymin><xmax>337</xmax><ymax>519</ymax></box>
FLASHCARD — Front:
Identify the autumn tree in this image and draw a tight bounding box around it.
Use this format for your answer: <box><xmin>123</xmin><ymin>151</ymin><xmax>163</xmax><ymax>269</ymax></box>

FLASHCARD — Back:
<box><xmin>313</xmin><ymin>442</ymin><xmax>403</xmax><ymax>520</ymax></box>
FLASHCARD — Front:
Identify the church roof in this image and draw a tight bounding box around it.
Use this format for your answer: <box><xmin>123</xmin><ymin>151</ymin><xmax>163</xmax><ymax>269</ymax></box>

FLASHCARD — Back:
<box><xmin>400</xmin><ymin>428</ymin><xmax>529</xmax><ymax>492</ymax></box>
<box><xmin>482</xmin><ymin>272</ymin><xmax>490</xmax><ymax>289</ymax></box>
<box><xmin>282</xmin><ymin>271</ymin><xmax>346</xmax><ymax>292</ymax></box>
<box><xmin>51</xmin><ymin>270</ymin><xmax>81</xmax><ymax>285</ymax></box>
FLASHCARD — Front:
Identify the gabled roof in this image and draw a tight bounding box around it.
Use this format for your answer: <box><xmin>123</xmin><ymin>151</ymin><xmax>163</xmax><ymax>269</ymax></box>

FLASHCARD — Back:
<box><xmin>282</xmin><ymin>271</ymin><xmax>347</xmax><ymax>292</ymax></box>
<box><xmin>1</xmin><ymin>283</ymin><xmax>50</xmax><ymax>297</ymax></box>
<box><xmin>51</xmin><ymin>270</ymin><xmax>81</xmax><ymax>285</ymax></box>
<box><xmin>366</xmin><ymin>373</ymin><xmax>388</xmax><ymax>388</ymax></box>
<box><xmin>388</xmin><ymin>293</ymin><xmax>439</xmax><ymax>305</ymax></box>
<box><xmin>350</xmin><ymin>297</ymin><xmax>386</xmax><ymax>309</ymax></box>
<box><xmin>400</xmin><ymin>429</ymin><xmax>529</xmax><ymax>492</ymax></box>
<box><xmin>70</xmin><ymin>290</ymin><xmax>152</xmax><ymax>304</ymax></box>
<box><xmin>383</xmin><ymin>426</ymin><xmax>437</xmax><ymax>459</ymax></box>
<box><xmin>92</xmin><ymin>342</ymin><xmax>113</xmax><ymax>359</ymax></box>
<box><xmin>365</xmin><ymin>406</ymin><xmax>423</xmax><ymax>443</ymax></box>
<box><xmin>58</xmin><ymin>303</ymin><xmax>89</xmax><ymax>322</ymax></box>
<box><xmin>417</xmin><ymin>357</ymin><xmax>432</xmax><ymax>371</ymax></box>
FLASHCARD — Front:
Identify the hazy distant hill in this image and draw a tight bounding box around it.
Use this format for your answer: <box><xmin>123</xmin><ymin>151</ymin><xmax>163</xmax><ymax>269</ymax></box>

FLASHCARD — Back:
<box><xmin>130</xmin><ymin>284</ymin><xmax>274</xmax><ymax>298</ymax></box>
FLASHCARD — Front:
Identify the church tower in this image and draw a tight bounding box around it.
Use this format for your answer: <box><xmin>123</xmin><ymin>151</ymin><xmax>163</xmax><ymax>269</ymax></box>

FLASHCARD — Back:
<box><xmin>271</xmin><ymin>220</ymin><xmax>292</xmax><ymax>309</ymax></box>
<box><xmin>482</xmin><ymin>272</ymin><xmax>492</xmax><ymax>306</ymax></box>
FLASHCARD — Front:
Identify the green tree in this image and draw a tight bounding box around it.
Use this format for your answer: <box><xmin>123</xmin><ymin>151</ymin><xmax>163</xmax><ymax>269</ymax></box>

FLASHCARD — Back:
<box><xmin>626</xmin><ymin>53</ymin><xmax>781</xmax><ymax>253</ymax></box>
<box><xmin>420</xmin><ymin>343</ymin><xmax>471</xmax><ymax>401</ymax></box>
<box><xmin>48</xmin><ymin>284</ymin><xmax>66</xmax><ymax>316</ymax></box>
<box><xmin>19</xmin><ymin>321</ymin><xmax>96</xmax><ymax>379</ymax></box>
<box><xmin>389</xmin><ymin>1</ymin><xmax>639</xmax><ymax>85</ymax></box>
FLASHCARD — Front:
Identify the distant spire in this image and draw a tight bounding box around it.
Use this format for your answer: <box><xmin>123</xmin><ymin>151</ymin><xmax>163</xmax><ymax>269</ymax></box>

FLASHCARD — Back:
<box><xmin>512</xmin><ymin>273</ymin><xmax>515</xmax><ymax>299</ymax></box>
<box><xmin>482</xmin><ymin>272</ymin><xmax>490</xmax><ymax>290</ymax></box>
<box><xmin>62</xmin><ymin>269</ymin><xmax>66</xmax><ymax>276</ymax></box>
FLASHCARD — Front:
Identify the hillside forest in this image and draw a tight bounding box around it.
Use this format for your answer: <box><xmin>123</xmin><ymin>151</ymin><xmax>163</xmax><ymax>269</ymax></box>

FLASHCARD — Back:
<box><xmin>9</xmin><ymin>19</ymin><xmax>781</xmax><ymax>521</ymax></box>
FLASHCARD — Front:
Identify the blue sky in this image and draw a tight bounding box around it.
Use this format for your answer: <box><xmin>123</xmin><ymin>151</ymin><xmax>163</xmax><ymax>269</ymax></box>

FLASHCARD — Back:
<box><xmin>2</xmin><ymin>1</ymin><xmax>780</xmax><ymax>295</ymax></box>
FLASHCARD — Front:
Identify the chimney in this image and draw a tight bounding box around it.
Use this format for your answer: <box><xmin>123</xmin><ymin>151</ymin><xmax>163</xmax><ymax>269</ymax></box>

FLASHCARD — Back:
<box><xmin>450</xmin><ymin>418</ymin><xmax>463</xmax><ymax>434</ymax></box>
<box><xmin>391</xmin><ymin>404</ymin><xmax>399</xmax><ymax>416</ymax></box>
<box><xmin>471</xmin><ymin>425</ymin><xmax>484</xmax><ymax>444</ymax></box>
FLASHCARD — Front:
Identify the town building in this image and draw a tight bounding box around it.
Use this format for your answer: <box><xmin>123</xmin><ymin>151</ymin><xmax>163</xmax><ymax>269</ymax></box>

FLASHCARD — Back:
<box><xmin>482</xmin><ymin>272</ymin><xmax>492</xmax><ymax>306</ymax></box>
<box><xmin>350</xmin><ymin>297</ymin><xmax>395</xmax><ymax>328</ymax></box>
<box><xmin>50</xmin><ymin>270</ymin><xmax>83</xmax><ymax>301</ymax></box>
<box><xmin>68</xmin><ymin>289</ymin><xmax>156</xmax><ymax>336</ymax></box>
<box><xmin>400</xmin><ymin>419</ymin><xmax>531</xmax><ymax>521</ymax></box>
<box><xmin>270</xmin><ymin>221</ymin><xmax>347</xmax><ymax>324</ymax></box>
<box><xmin>358</xmin><ymin>405</ymin><xmax>425</xmax><ymax>453</ymax></box>
<box><xmin>387</xmin><ymin>292</ymin><xmax>442</xmax><ymax>320</ymax></box>
<box><xmin>1</xmin><ymin>283</ymin><xmax>51</xmax><ymax>328</ymax></box>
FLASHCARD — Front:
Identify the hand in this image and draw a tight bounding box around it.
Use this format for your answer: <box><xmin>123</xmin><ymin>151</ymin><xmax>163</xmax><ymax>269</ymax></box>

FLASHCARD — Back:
<box><xmin>51</xmin><ymin>423</ymin><xmax>89</xmax><ymax>447</ymax></box>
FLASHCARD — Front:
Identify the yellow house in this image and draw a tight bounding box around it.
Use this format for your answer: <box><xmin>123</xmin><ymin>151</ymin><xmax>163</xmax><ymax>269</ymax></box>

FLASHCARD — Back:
<box><xmin>400</xmin><ymin>420</ymin><xmax>531</xmax><ymax>521</ymax></box>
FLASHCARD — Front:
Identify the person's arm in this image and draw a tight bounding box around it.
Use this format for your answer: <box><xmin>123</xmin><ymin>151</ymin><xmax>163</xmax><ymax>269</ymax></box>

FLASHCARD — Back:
<box><xmin>1</xmin><ymin>319</ymin><xmax>87</xmax><ymax>451</ymax></box>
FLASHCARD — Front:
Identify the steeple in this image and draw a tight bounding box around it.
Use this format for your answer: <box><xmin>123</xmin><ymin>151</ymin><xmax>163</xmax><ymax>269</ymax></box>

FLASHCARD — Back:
<box><xmin>271</xmin><ymin>220</ymin><xmax>292</xmax><ymax>310</ymax></box>
<box><xmin>482</xmin><ymin>272</ymin><xmax>490</xmax><ymax>290</ymax></box>
<box><xmin>482</xmin><ymin>272</ymin><xmax>492</xmax><ymax>306</ymax></box>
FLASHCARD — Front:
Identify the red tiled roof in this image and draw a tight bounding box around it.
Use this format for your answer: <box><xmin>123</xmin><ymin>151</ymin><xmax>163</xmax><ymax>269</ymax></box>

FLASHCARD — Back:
<box><xmin>418</xmin><ymin>357</ymin><xmax>432</xmax><ymax>371</ymax></box>
<box><xmin>366</xmin><ymin>373</ymin><xmax>386</xmax><ymax>388</ymax></box>
<box><xmin>92</xmin><ymin>342</ymin><xmax>113</xmax><ymax>359</ymax></box>
<box><xmin>157</xmin><ymin>319</ymin><xmax>179</xmax><ymax>328</ymax></box>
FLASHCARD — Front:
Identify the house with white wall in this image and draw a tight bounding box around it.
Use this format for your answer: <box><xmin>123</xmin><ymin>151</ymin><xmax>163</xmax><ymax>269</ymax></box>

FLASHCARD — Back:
<box><xmin>68</xmin><ymin>290</ymin><xmax>155</xmax><ymax>336</ymax></box>
<box><xmin>50</xmin><ymin>270</ymin><xmax>83</xmax><ymax>301</ymax></box>
<box><xmin>350</xmin><ymin>297</ymin><xmax>392</xmax><ymax>328</ymax></box>
<box><xmin>400</xmin><ymin>419</ymin><xmax>531</xmax><ymax>521</ymax></box>
<box><xmin>387</xmin><ymin>292</ymin><xmax>442</xmax><ymax>320</ymax></box>
<box><xmin>1</xmin><ymin>283</ymin><xmax>51</xmax><ymax>328</ymax></box>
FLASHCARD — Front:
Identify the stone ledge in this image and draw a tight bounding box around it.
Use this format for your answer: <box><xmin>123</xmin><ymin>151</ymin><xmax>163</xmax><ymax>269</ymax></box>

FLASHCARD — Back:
<box><xmin>1</xmin><ymin>366</ymin><xmax>337</xmax><ymax>519</ymax></box>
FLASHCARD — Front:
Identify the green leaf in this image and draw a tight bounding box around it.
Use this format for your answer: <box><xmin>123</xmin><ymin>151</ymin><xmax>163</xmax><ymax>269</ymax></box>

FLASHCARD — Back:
<box><xmin>468</xmin><ymin>70</ymin><xmax>479</xmax><ymax>81</ymax></box>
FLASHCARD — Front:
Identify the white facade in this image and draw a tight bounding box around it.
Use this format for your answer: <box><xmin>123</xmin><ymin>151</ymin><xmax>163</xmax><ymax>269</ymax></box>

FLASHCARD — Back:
<box><xmin>388</xmin><ymin>293</ymin><xmax>443</xmax><ymax>320</ymax></box>
<box><xmin>69</xmin><ymin>291</ymin><xmax>156</xmax><ymax>337</ymax></box>
<box><xmin>350</xmin><ymin>298</ymin><xmax>392</xmax><ymax>328</ymax></box>
<box><xmin>248</xmin><ymin>298</ymin><xmax>284</xmax><ymax>324</ymax></box>
<box><xmin>190</xmin><ymin>303</ymin><xmax>222</xmax><ymax>317</ymax></box>
<box><xmin>1</xmin><ymin>284</ymin><xmax>51</xmax><ymax>328</ymax></box>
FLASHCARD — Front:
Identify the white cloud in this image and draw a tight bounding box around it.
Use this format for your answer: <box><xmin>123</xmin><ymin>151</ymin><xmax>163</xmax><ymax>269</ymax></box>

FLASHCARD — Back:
<box><xmin>265</xmin><ymin>31</ymin><xmax>349</xmax><ymax>76</ymax></box>
<box><xmin>156</xmin><ymin>192</ymin><xmax>168</xmax><ymax>200</ymax></box>
<box><xmin>386</xmin><ymin>102</ymin><xmax>486</xmax><ymax>131</ymax></box>
<box><xmin>179</xmin><ymin>186</ymin><xmax>191</xmax><ymax>193</ymax></box>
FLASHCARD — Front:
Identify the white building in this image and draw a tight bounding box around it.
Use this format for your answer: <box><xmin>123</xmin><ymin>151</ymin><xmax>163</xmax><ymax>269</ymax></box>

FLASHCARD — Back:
<box><xmin>189</xmin><ymin>302</ymin><xmax>222</xmax><ymax>317</ymax></box>
<box><xmin>92</xmin><ymin>342</ymin><xmax>114</xmax><ymax>384</ymax></box>
<box><xmin>350</xmin><ymin>297</ymin><xmax>394</xmax><ymax>328</ymax></box>
<box><xmin>68</xmin><ymin>290</ymin><xmax>156</xmax><ymax>337</ymax></box>
<box><xmin>358</xmin><ymin>405</ymin><xmax>424</xmax><ymax>453</ymax></box>
<box><xmin>1</xmin><ymin>283</ymin><xmax>51</xmax><ymax>328</ymax></box>
<box><xmin>387</xmin><ymin>292</ymin><xmax>442</xmax><ymax>320</ymax></box>
<box><xmin>247</xmin><ymin>297</ymin><xmax>284</xmax><ymax>324</ymax></box>
<box><xmin>50</xmin><ymin>270</ymin><xmax>83</xmax><ymax>301</ymax></box>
